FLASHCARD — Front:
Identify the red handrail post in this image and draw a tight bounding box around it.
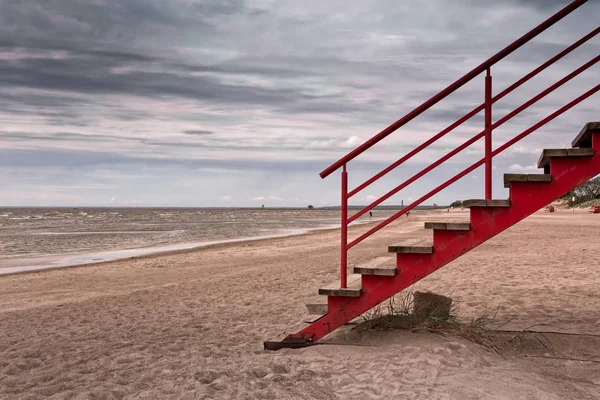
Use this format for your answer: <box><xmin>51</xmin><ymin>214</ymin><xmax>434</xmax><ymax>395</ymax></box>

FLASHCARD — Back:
<box><xmin>340</xmin><ymin>165</ymin><xmax>348</xmax><ymax>288</ymax></box>
<box><xmin>485</xmin><ymin>68</ymin><xmax>493</xmax><ymax>200</ymax></box>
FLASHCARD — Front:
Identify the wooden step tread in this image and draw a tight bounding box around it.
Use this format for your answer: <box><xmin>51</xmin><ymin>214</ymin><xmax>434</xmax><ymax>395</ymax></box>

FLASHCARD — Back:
<box><xmin>318</xmin><ymin>287</ymin><xmax>361</xmax><ymax>297</ymax></box>
<box><xmin>571</xmin><ymin>122</ymin><xmax>600</xmax><ymax>148</ymax></box>
<box><xmin>306</xmin><ymin>303</ymin><xmax>328</xmax><ymax>315</ymax></box>
<box><xmin>353</xmin><ymin>256</ymin><xmax>396</xmax><ymax>276</ymax></box>
<box><xmin>503</xmin><ymin>174</ymin><xmax>551</xmax><ymax>188</ymax></box>
<box><xmin>424</xmin><ymin>222</ymin><xmax>470</xmax><ymax>231</ymax></box>
<box><xmin>463</xmin><ymin>199</ymin><xmax>511</xmax><ymax>208</ymax></box>
<box><xmin>537</xmin><ymin>148</ymin><xmax>594</xmax><ymax>169</ymax></box>
<box><xmin>388</xmin><ymin>239</ymin><xmax>433</xmax><ymax>254</ymax></box>
<box><xmin>319</xmin><ymin>274</ymin><xmax>361</xmax><ymax>297</ymax></box>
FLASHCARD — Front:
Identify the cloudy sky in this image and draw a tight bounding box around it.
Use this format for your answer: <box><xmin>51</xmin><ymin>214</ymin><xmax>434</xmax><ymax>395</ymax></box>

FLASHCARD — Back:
<box><xmin>0</xmin><ymin>0</ymin><xmax>598</xmax><ymax>207</ymax></box>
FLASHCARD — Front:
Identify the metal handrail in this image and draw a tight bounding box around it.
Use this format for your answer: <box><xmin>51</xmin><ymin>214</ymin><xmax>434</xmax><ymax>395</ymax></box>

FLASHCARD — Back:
<box><xmin>325</xmin><ymin>0</ymin><xmax>597</xmax><ymax>288</ymax></box>
<box><xmin>319</xmin><ymin>0</ymin><xmax>588</xmax><ymax>179</ymax></box>
<box><xmin>347</xmin><ymin>56</ymin><xmax>600</xmax><ymax>224</ymax></box>
<box><xmin>348</xmin><ymin>84</ymin><xmax>600</xmax><ymax>249</ymax></box>
<box><xmin>346</xmin><ymin>26</ymin><xmax>600</xmax><ymax>198</ymax></box>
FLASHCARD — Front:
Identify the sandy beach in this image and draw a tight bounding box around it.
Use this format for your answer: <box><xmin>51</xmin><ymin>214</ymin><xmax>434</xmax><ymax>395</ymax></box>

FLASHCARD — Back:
<box><xmin>1</xmin><ymin>209</ymin><xmax>600</xmax><ymax>399</ymax></box>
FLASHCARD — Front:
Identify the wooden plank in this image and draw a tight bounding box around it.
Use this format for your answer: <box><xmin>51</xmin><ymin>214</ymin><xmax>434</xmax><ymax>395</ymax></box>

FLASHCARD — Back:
<box><xmin>353</xmin><ymin>266</ymin><xmax>396</xmax><ymax>276</ymax></box>
<box><xmin>503</xmin><ymin>174</ymin><xmax>551</xmax><ymax>188</ymax></box>
<box><xmin>537</xmin><ymin>148</ymin><xmax>594</xmax><ymax>169</ymax></box>
<box><xmin>462</xmin><ymin>199</ymin><xmax>487</xmax><ymax>207</ymax></box>
<box><xmin>571</xmin><ymin>122</ymin><xmax>600</xmax><ymax>148</ymax></box>
<box><xmin>463</xmin><ymin>199</ymin><xmax>511</xmax><ymax>208</ymax></box>
<box><xmin>537</xmin><ymin>149</ymin><xmax>568</xmax><ymax>168</ymax></box>
<box><xmin>318</xmin><ymin>287</ymin><xmax>361</xmax><ymax>297</ymax></box>
<box><xmin>353</xmin><ymin>256</ymin><xmax>396</xmax><ymax>276</ymax></box>
<box><xmin>318</xmin><ymin>274</ymin><xmax>361</xmax><ymax>297</ymax></box>
<box><xmin>388</xmin><ymin>245</ymin><xmax>433</xmax><ymax>254</ymax></box>
<box><xmin>306</xmin><ymin>303</ymin><xmax>328</xmax><ymax>315</ymax></box>
<box><xmin>388</xmin><ymin>239</ymin><xmax>433</xmax><ymax>254</ymax></box>
<box><xmin>424</xmin><ymin>222</ymin><xmax>470</xmax><ymax>231</ymax></box>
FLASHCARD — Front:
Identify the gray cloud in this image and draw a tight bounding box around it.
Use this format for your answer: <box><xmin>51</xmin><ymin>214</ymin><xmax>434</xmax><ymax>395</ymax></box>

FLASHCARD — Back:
<box><xmin>0</xmin><ymin>52</ymin><xmax>363</xmax><ymax>115</ymax></box>
<box><xmin>461</xmin><ymin>0</ymin><xmax>582</xmax><ymax>12</ymax></box>
<box><xmin>507</xmin><ymin>0</ymin><xmax>573</xmax><ymax>11</ymax></box>
<box><xmin>0</xmin><ymin>0</ymin><xmax>597</xmax><ymax>206</ymax></box>
<box><xmin>183</xmin><ymin>130</ymin><xmax>214</xmax><ymax>136</ymax></box>
<box><xmin>0</xmin><ymin>147</ymin><xmax>354</xmax><ymax>174</ymax></box>
<box><xmin>1</xmin><ymin>131</ymin><xmax>140</xmax><ymax>143</ymax></box>
<box><xmin>0</xmin><ymin>0</ymin><xmax>219</xmax><ymax>53</ymax></box>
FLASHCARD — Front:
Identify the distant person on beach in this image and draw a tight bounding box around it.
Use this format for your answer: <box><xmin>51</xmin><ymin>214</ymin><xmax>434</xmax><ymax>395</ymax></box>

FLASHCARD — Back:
<box><xmin>406</xmin><ymin>211</ymin><xmax>410</xmax><ymax>217</ymax></box>
<box><xmin>369</xmin><ymin>211</ymin><xmax>373</xmax><ymax>219</ymax></box>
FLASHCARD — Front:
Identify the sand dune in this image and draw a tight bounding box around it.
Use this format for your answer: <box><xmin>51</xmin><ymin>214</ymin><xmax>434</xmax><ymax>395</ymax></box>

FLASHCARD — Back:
<box><xmin>1</xmin><ymin>210</ymin><xmax>600</xmax><ymax>399</ymax></box>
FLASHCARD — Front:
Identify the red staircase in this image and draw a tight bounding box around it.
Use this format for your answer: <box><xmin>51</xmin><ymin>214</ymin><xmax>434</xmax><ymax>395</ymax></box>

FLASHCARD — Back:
<box><xmin>265</xmin><ymin>0</ymin><xmax>600</xmax><ymax>350</ymax></box>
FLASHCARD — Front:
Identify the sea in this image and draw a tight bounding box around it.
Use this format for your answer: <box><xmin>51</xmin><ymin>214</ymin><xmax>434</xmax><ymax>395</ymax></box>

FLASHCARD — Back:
<box><xmin>0</xmin><ymin>207</ymin><xmax>401</xmax><ymax>275</ymax></box>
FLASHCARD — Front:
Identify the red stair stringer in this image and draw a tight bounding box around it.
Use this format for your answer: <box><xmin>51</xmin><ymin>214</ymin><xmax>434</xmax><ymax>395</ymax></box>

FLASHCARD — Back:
<box><xmin>289</xmin><ymin>132</ymin><xmax>600</xmax><ymax>343</ymax></box>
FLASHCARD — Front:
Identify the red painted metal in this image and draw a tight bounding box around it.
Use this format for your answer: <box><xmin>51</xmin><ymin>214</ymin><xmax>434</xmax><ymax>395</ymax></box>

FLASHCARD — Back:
<box><xmin>281</xmin><ymin>88</ymin><xmax>600</xmax><ymax>345</ymax></box>
<box><xmin>495</xmin><ymin>57</ymin><xmax>599</xmax><ymax>126</ymax></box>
<box><xmin>485</xmin><ymin>68</ymin><xmax>493</xmax><ymax>200</ymax></box>
<box><xmin>346</xmin><ymin>132</ymin><xmax>485</xmax><ymax>225</ymax></box>
<box><xmin>347</xmin><ymin>26</ymin><xmax>600</xmax><ymax>199</ymax></box>
<box><xmin>346</xmin><ymin>57</ymin><xmax>599</xmax><ymax>226</ymax></box>
<box><xmin>347</xmin><ymin>84</ymin><xmax>600</xmax><ymax>250</ymax></box>
<box><xmin>264</xmin><ymin>333</ymin><xmax>316</xmax><ymax>350</ymax></box>
<box><xmin>496</xmin><ymin>26</ymin><xmax>600</xmax><ymax>104</ymax></box>
<box><xmin>349</xmin><ymin>86</ymin><xmax>599</xmax><ymax>249</ymax></box>
<box><xmin>493</xmin><ymin>84</ymin><xmax>600</xmax><ymax>155</ymax></box>
<box><xmin>266</xmin><ymin>1</ymin><xmax>600</xmax><ymax>348</ymax></box>
<box><xmin>291</xmin><ymin>129</ymin><xmax>600</xmax><ymax>343</ymax></box>
<box><xmin>348</xmin><ymin>159</ymin><xmax>482</xmax><ymax>249</ymax></box>
<box><xmin>340</xmin><ymin>165</ymin><xmax>348</xmax><ymax>288</ymax></box>
<box><xmin>320</xmin><ymin>0</ymin><xmax>588</xmax><ymax>179</ymax></box>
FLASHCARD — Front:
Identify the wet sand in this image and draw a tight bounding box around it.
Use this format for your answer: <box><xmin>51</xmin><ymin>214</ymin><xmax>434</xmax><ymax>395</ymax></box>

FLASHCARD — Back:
<box><xmin>1</xmin><ymin>210</ymin><xmax>600</xmax><ymax>399</ymax></box>
<box><xmin>0</xmin><ymin>226</ymin><xmax>338</xmax><ymax>275</ymax></box>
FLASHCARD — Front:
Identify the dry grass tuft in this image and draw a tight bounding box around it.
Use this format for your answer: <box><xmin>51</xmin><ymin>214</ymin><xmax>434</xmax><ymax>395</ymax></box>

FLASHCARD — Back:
<box><xmin>507</xmin><ymin>323</ymin><xmax>552</xmax><ymax>352</ymax></box>
<box><xmin>358</xmin><ymin>289</ymin><xmax>512</xmax><ymax>353</ymax></box>
<box><xmin>423</xmin><ymin>310</ymin><xmax>511</xmax><ymax>353</ymax></box>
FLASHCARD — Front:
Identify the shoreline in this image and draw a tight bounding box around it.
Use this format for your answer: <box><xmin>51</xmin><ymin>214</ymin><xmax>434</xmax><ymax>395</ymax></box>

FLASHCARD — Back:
<box><xmin>2</xmin><ymin>210</ymin><xmax>600</xmax><ymax>399</ymax></box>
<box><xmin>0</xmin><ymin>215</ymin><xmax>394</xmax><ymax>277</ymax></box>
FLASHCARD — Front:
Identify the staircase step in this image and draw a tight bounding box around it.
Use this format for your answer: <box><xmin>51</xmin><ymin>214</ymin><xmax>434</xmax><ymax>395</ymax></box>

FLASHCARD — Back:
<box><xmin>424</xmin><ymin>222</ymin><xmax>470</xmax><ymax>231</ymax></box>
<box><xmin>571</xmin><ymin>122</ymin><xmax>600</xmax><ymax>148</ymax></box>
<box><xmin>306</xmin><ymin>303</ymin><xmax>328</xmax><ymax>315</ymax></box>
<box><xmin>319</xmin><ymin>274</ymin><xmax>362</xmax><ymax>297</ymax></box>
<box><xmin>353</xmin><ymin>256</ymin><xmax>396</xmax><ymax>276</ymax></box>
<box><xmin>388</xmin><ymin>239</ymin><xmax>433</xmax><ymax>254</ymax></box>
<box><xmin>463</xmin><ymin>199</ymin><xmax>511</xmax><ymax>208</ymax></box>
<box><xmin>537</xmin><ymin>148</ymin><xmax>594</xmax><ymax>170</ymax></box>
<box><xmin>318</xmin><ymin>287</ymin><xmax>362</xmax><ymax>297</ymax></box>
<box><xmin>280</xmin><ymin>118</ymin><xmax>600</xmax><ymax>346</ymax></box>
<box><xmin>503</xmin><ymin>173</ymin><xmax>551</xmax><ymax>188</ymax></box>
